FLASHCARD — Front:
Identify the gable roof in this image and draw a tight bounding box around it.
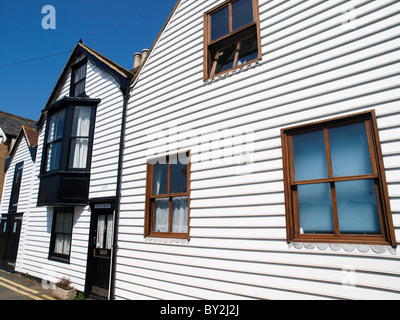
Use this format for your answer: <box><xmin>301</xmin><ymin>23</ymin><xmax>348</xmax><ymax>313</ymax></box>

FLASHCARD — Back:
<box><xmin>38</xmin><ymin>41</ymin><xmax>134</xmax><ymax>126</ymax></box>
<box><xmin>5</xmin><ymin>125</ymin><xmax>39</xmax><ymax>172</ymax></box>
<box><xmin>21</xmin><ymin>126</ymin><xmax>39</xmax><ymax>149</ymax></box>
<box><xmin>130</xmin><ymin>0</ymin><xmax>181</xmax><ymax>84</ymax></box>
<box><xmin>0</xmin><ymin>111</ymin><xmax>36</xmax><ymax>139</ymax></box>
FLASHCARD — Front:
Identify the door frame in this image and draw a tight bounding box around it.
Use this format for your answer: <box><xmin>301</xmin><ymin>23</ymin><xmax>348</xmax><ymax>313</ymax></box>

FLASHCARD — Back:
<box><xmin>85</xmin><ymin>198</ymin><xmax>116</xmax><ymax>299</ymax></box>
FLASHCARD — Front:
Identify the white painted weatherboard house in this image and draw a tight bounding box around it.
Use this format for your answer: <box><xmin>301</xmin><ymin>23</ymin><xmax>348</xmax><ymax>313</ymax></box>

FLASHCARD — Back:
<box><xmin>10</xmin><ymin>42</ymin><xmax>133</xmax><ymax>299</ymax></box>
<box><xmin>0</xmin><ymin>126</ymin><xmax>38</xmax><ymax>272</ymax></box>
<box><xmin>115</xmin><ymin>0</ymin><xmax>400</xmax><ymax>299</ymax></box>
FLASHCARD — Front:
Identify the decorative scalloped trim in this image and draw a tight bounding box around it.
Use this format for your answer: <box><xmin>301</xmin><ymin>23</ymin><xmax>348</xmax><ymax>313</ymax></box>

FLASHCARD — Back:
<box><xmin>204</xmin><ymin>60</ymin><xmax>262</xmax><ymax>84</ymax></box>
<box><xmin>144</xmin><ymin>237</ymin><xmax>189</xmax><ymax>245</ymax></box>
<box><xmin>289</xmin><ymin>242</ymin><xmax>397</xmax><ymax>255</ymax></box>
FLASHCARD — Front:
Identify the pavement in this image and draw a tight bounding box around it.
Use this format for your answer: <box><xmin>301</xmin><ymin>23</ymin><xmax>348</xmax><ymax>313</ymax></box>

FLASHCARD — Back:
<box><xmin>0</xmin><ymin>269</ymin><xmax>56</xmax><ymax>300</ymax></box>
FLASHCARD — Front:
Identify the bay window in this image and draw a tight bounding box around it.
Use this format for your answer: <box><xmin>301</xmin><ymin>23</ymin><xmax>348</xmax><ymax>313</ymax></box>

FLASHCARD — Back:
<box><xmin>38</xmin><ymin>97</ymin><xmax>99</xmax><ymax>206</ymax></box>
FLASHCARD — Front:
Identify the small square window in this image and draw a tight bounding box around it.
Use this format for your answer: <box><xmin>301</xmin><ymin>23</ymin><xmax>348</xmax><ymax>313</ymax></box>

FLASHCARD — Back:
<box><xmin>145</xmin><ymin>152</ymin><xmax>191</xmax><ymax>238</ymax></box>
<box><xmin>281</xmin><ymin>111</ymin><xmax>396</xmax><ymax>247</ymax></box>
<box><xmin>204</xmin><ymin>0</ymin><xmax>261</xmax><ymax>80</ymax></box>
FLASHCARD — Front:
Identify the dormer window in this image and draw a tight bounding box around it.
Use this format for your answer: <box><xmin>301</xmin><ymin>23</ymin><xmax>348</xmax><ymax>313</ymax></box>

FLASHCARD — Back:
<box><xmin>71</xmin><ymin>59</ymin><xmax>87</xmax><ymax>97</ymax></box>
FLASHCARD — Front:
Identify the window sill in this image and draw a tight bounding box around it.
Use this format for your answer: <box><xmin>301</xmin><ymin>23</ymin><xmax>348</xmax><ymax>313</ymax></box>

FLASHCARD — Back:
<box><xmin>48</xmin><ymin>255</ymin><xmax>71</xmax><ymax>264</ymax></box>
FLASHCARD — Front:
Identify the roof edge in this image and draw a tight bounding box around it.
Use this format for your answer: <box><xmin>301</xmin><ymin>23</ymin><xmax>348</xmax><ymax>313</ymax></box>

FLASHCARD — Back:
<box><xmin>130</xmin><ymin>0</ymin><xmax>182</xmax><ymax>84</ymax></box>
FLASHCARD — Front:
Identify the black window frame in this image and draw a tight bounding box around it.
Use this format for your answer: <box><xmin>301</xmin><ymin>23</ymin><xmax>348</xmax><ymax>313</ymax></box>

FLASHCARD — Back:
<box><xmin>8</xmin><ymin>161</ymin><xmax>24</xmax><ymax>213</ymax></box>
<box><xmin>41</xmin><ymin>102</ymin><xmax>97</xmax><ymax>176</ymax></box>
<box><xmin>70</xmin><ymin>58</ymin><xmax>87</xmax><ymax>97</ymax></box>
<box><xmin>49</xmin><ymin>207</ymin><xmax>74</xmax><ymax>263</ymax></box>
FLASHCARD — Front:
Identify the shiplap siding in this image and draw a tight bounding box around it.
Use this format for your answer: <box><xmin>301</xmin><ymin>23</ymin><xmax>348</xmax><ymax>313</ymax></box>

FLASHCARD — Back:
<box><xmin>116</xmin><ymin>0</ymin><xmax>400</xmax><ymax>299</ymax></box>
<box><xmin>0</xmin><ymin>136</ymin><xmax>35</xmax><ymax>272</ymax></box>
<box><xmin>14</xmin><ymin>59</ymin><xmax>125</xmax><ymax>291</ymax></box>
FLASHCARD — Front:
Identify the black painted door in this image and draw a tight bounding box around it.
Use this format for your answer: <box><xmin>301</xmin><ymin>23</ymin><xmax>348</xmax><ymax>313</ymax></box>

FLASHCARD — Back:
<box><xmin>86</xmin><ymin>205</ymin><xmax>114</xmax><ymax>299</ymax></box>
<box><xmin>0</xmin><ymin>214</ymin><xmax>23</xmax><ymax>271</ymax></box>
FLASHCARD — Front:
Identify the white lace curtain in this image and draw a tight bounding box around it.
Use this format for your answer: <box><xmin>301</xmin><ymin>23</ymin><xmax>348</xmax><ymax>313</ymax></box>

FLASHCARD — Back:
<box><xmin>54</xmin><ymin>212</ymin><xmax>73</xmax><ymax>255</ymax></box>
<box><xmin>96</xmin><ymin>215</ymin><xmax>113</xmax><ymax>250</ymax></box>
<box><xmin>69</xmin><ymin>107</ymin><xmax>91</xmax><ymax>169</ymax></box>
<box><xmin>153</xmin><ymin>196</ymin><xmax>188</xmax><ymax>233</ymax></box>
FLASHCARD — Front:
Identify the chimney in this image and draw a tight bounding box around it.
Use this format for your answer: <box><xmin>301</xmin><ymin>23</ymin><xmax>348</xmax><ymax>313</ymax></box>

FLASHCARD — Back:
<box><xmin>141</xmin><ymin>49</ymin><xmax>149</xmax><ymax>65</ymax></box>
<box><xmin>133</xmin><ymin>52</ymin><xmax>142</xmax><ymax>69</ymax></box>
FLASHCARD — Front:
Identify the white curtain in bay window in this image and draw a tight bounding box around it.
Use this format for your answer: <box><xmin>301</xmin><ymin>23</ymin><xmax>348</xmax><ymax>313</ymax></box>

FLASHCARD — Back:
<box><xmin>172</xmin><ymin>196</ymin><xmax>188</xmax><ymax>233</ymax></box>
<box><xmin>69</xmin><ymin>107</ymin><xmax>91</xmax><ymax>169</ymax></box>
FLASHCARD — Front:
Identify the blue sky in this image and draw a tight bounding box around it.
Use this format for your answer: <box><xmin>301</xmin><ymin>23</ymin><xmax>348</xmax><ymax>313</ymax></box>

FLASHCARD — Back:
<box><xmin>0</xmin><ymin>0</ymin><xmax>177</xmax><ymax>122</ymax></box>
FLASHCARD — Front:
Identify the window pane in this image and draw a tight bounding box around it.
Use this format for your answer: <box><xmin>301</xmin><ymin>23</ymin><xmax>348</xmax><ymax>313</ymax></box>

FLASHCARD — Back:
<box><xmin>170</xmin><ymin>158</ymin><xmax>187</xmax><ymax>194</ymax></box>
<box><xmin>232</xmin><ymin>0</ymin><xmax>254</xmax><ymax>31</ymax></box>
<box><xmin>54</xmin><ymin>234</ymin><xmax>64</xmax><ymax>254</ymax></box>
<box><xmin>2</xmin><ymin>221</ymin><xmax>7</xmax><ymax>233</ymax></box>
<box><xmin>69</xmin><ymin>138</ymin><xmax>89</xmax><ymax>169</ymax></box>
<box><xmin>63</xmin><ymin>234</ymin><xmax>71</xmax><ymax>255</ymax></box>
<box><xmin>153</xmin><ymin>198</ymin><xmax>169</xmax><ymax>232</ymax></box>
<box><xmin>75</xmin><ymin>64</ymin><xmax>86</xmax><ymax>82</ymax></box>
<box><xmin>292</xmin><ymin>130</ymin><xmax>328</xmax><ymax>181</ymax></box>
<box><xmin>63</xmin><ymin>212</ymin><xmax>73</xmax><ymax>234</ymax></box>
<box><xmin>47</xmin><ymin>114</ymin><xmax>57</xmax><ymax>143</ymax></box>
<box><xmin>74</xmin><ymin>80</ymin><xmax>85</xmax><ymax>96</ymax></box>
<box><xmin>56</xmin><ymin>110</ymin><xmax>65</xmax><ymax>139</ymax></box>
<box><xmin>214</xmin><ymin>45</ymin><xmax>236</xmax><ymax>74</ymax></box>
<box><xmin>336</xmin><ymin>179</ymin><xmax>381</xmax><ymax>234</ymax></box>
<box><xmin>329</xmin><ymin>122</ymin><xmax>372</xmax><ymax>177</ymax></box>
<box><xmin>152</xmin><ymin>163</ymin><xmax>168</xmax><ymax>195</ymax></box>
<box><xmin>55</xmin><ymin>213</ymin><xmax>64</xmax><ymax>233</ymax></box>
<box><xmin>237</xmin><ymin>36</ymin><xmax>258</xmax><ymax>66</ymax></box>
<box><xmin>46</xmin><ymin>141</ymin><xmax>62</xmax><ymax>172</ymax></box>
<box><xmin>297</xmin><ymin>183</ymin><xmax>334</xmax><ymax>234</ymax></box>
<box><xmin>171</xmin><ymin>196</ymin><xmax>188</xmax><ymax>233</ymax></box>
<box><xmin>72</xmin><ymin>107</ymin><xmax>92</xmax><ymax>137</ymax></box>
<box><xmin>211</xmin><ymin>6</ymin><xmax>229</xmax><ymax>41</ymax></box>
<box><xmin>106</xmin><ymin>215</ymin><xmax>113</xmax><ymax>250</ymax></box>
<box><xmin>97</xmin><ymin>215</ymin><xmax>105</xmax><ymax>249</ymax></box>
<box><xmin>48</xmin><ymin>110</ymin><xmax>65</xmax><ymax>143</ymax></box>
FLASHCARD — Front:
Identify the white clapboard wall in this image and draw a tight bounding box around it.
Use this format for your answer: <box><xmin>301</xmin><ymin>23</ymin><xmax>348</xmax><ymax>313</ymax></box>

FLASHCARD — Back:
<box><xmin>14</xmin><ymin>59</ymin><xmax>125</xmax><ymax>292</ymax></box>
<box><xmin>116</xmin><ymin>0</ymin><xmax>400</xmax><ymax>299</ymax></box>
<box><xmin>0</xmin><ymin>134</ymin><xmax>35</xmax><ymax>272</ymax></box>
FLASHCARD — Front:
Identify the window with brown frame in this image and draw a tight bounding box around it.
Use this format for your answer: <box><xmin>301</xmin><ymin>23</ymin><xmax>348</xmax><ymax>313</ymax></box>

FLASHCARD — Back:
<box><xmin>203</xmin><ymin>0</ymin><xmax>261</xmax><ymax>80</ymax></box>
<box><xmin>144</xmin><ymin>151</ymin><xmax>191</xmax><ymax>239</ymax></box>
<box><xmin>281</xmin><ymin>111</ymin><xmax>396</xmax><ymax>247</ymax></box>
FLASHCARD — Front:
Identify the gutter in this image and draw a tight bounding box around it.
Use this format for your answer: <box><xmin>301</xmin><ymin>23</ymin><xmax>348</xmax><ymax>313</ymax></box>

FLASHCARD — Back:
<box><xmin>109</xmin><ymin>84</ymin><xmax>130</xmax><ymax>300</ymax></box>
